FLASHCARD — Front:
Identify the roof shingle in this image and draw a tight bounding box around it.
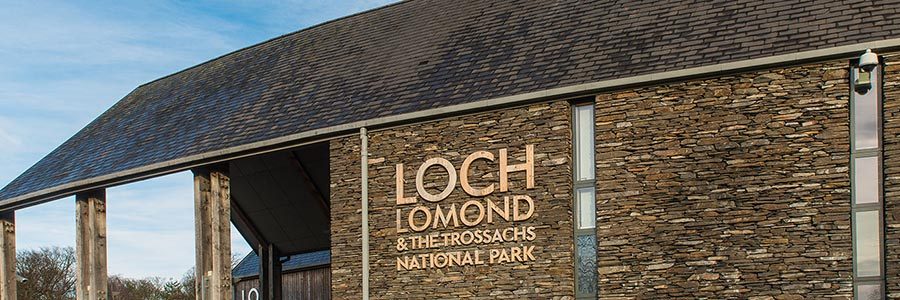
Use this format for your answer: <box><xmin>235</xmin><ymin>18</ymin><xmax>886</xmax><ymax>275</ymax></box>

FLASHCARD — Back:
<box><xmin>232</xmin><ymin>250</ymin><xmax>330</xmax><ymax>279</ymax></box>
<box><xmin>3</xmin><ymin>0</ymin><xmax>900</xmax><ymax>204</ymax></box>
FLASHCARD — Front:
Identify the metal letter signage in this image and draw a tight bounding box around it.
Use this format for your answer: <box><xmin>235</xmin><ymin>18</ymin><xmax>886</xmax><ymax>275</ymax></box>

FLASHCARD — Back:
<box><xmin>392</xmin><ymin>144</ymin><xmax>539</xmax><ymax>271</ymax></box>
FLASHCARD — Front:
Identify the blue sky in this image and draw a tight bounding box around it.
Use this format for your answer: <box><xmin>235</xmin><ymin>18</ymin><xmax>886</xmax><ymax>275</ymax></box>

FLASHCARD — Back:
<box><xmin>0</xmin><ymin>0</ymin><xmax>395</xmax><ymax>279</ymax></box>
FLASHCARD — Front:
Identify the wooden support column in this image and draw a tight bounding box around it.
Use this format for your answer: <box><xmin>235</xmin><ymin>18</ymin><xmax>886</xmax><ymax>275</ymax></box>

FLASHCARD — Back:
<box><xmin>263</xmin><ymin>244</ymin><xmax>282</xmax><ymax>300</ymax></box>
<box><xmin>75</xmin><ymin>190</ymin><xmax>108</xmax><ymax>300</ymax></box>
<box><xmin>259</xmin><ymin>244</ymin><xmax>270</xmax><ymax>300</ymax></box>
<box><xmin>193</xmin><ymin>168</ymin><xmax>232</xmax><ymax>300</ymax></box>
<box><xmin>0</xmin><ymin>212</ymin><xmax>15</xmax><ymax>300</ymax></box>
<box><xmin>258</xmin><ymin>243</ymin><xmax>283</xmax><ymax>300</ymax></box>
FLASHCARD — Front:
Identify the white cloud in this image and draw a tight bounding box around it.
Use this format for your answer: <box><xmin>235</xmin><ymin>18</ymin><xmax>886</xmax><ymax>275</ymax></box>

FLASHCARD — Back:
<box><xmin>0</xmin><ymin>124</ymin><xmax>22</xmax><ymax>149</ymax></box>
<box><xmin>16</xmin><ymin>200</ymin><xmax>76</xmax><ymax>249</ymax></box>
<box><xmin>0</xmin><ymin>1</ymin><xmax>250</xmax><ymax>188</ymax></box>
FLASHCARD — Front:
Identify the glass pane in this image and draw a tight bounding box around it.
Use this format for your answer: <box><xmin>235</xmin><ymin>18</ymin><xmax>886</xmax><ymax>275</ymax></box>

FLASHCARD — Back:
<box><xmin>577</xmin><ymin>188</ymin><xmax>595</xmax><ymax>229</ymax></box>
<box><xmin>854</xmin><ymin>156</ymin><xmax>880</xmax><ymax>204</ymax></box>
<box><xmin>575</xmin><ymin>105</ymin><xmax>595</xmax><ymax>181</ymax></box>
<box><xmin>575</xmin><ymin>234</ymin><xmax>597</xmax><ymax>297</ymax></box>
<box><xmin>856</xmin><ymin>283</ymin><xmax>882</xmax><ymax>300</ymax></box>
<box><xmin>855</xmin><ymin>210</ymin><xmax>881</xmax><ymax>277</ymax></box>
<box><xmin>854</xmin><ymin>67</ymin><xmax>879</xmax><ymax>150</ymax></box>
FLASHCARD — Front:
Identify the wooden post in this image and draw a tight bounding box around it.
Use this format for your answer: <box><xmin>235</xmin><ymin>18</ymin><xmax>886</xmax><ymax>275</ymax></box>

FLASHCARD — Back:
<box><xmin>194</xmin><ymin>168</ymin><xmax>233</xmax><ymax>300</ymax></box>
<box><xmin>75</xmin><ymin>189</ymin><xmax>108</xmax><ymax>300</ymax></box>
<box><xmin>265</xmin><ymin>244</ymin><xmax>282</xmax><ymax>300</ymax></box>
<box><xmin>258</xmin><ymin>244</ymin><xmax>270</xmax><ymax>300</ymax></box>
<box><xmin>0</xmin><ymin>212</ymin><xmax>15</xmax><ymax>300</ymax></box>
<box><xmin>258</xmin><ymin>243</ymin><xmax>283</xmax><ymax>300</ymax></box>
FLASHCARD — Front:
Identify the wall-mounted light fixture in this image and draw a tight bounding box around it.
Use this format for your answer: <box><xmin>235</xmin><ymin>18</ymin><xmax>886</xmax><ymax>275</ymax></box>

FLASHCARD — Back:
<box><xmin>854</xmin><ymin>49</ymin><xmax>878</xmax><ymax>94</ymax></box>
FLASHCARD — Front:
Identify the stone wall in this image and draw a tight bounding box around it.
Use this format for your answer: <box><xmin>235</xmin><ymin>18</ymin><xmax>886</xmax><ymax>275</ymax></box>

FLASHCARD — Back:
<box><xmin>329</xmin><ymin>137</ymin><xmax>362</xmax><ymax>299</ymax></box>
<box><xmin>330</xmin><ymin>57</ymin><xmax>900</xmax><ymax>299</ymax></box>
<box><xmin>594</xmin><ymin>61</ymin><xmax>854</xmax><ymax>299</ymax></box>
<box><xmin>883</xmin><ymin>60</ymin><xmax>900</xmax><ymax>299</ymax></box>
<box><xmin>331</xmin><ymin>102</ymin><xmax>573</xmax><ymax>299</ymax></box>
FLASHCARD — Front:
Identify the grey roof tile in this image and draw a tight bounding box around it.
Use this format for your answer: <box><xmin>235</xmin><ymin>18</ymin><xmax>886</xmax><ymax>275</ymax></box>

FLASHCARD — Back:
<box><xmin>232</xmin><ymin>250</ymin><xmax>330</xmax><ymax>279</ymax></box>
<box><xmin>2</xmin><ymin>0</ymin><xmax>900</xmax><ymax>203</ymax></box>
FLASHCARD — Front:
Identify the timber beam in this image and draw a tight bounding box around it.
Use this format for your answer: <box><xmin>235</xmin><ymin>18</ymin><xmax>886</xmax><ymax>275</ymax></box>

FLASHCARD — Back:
<box><xmin>193</xmin><ymin>167</ymin><xmax>233</xmax><ymax>300</ymax></box>
<box><xmin>260</xmin><ymin>243</ymin><xmax>282</xmax><ymax>300</ymax></box>
<box><xmin>75</xmin><ymin>189</ymin><xmax>108</xmax><ymax>300</ymax></box>
<box><xmin>289</xmin><ymin>152</ymin><xmax>329</xmax><ymax>212</ymax></box>
<box><xmin>0</xmin><ymin>212</ymin><xmax>15</xmax><ymax>300</ymax></box>
<box><xmin>230</xmin><ymin>197</ymin><xmax>266</xmax><ymax>255</ymax></box>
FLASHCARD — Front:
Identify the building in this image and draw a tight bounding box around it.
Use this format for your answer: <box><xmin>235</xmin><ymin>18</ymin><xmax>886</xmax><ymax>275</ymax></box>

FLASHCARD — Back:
<box><xmin>232</xmin><ymin>251</ymin><xmax>331</xmax><ymax>299</ymax></box>
<box><xmin>1</xmin><ymin>0</ymin><xmax>900</xmax><ymax>299</ymax></box>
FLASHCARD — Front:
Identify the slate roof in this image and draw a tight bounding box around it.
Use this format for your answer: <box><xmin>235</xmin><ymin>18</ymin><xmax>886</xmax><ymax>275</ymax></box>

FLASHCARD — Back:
<box><xmin>3</xmin><ymin>0</ymin><xmax>900</xmax><ymax>205</ymax></box>
<box><xmin>232</xmin><ymin>250</ymin><xmax>330</xmax><ymax>279</ymax></box>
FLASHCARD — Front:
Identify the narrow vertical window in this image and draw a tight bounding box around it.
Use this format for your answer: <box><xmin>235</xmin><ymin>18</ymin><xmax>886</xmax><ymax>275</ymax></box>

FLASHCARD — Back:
<box><xmin>575</xmin><ymin>105</ymin><xmax>595</xmax><ymax>181</ymax></box>
<box><xmin>853</xmin><ymin>157</ymin><xmax>880</xmax><ymax>204</ymax></box>
<box><xmin>857</xmin><ymin>283</ymin><xmax>883</xmax><ymax>300</ymax></box>
<box><xmin>854</xmin><ymin>211</ymin><xmax>881</xmax><ymax>277</ymax></box>
<box><xmin>576</xmin><ymin>188</ymin><xmax>596</xmax><ymax>229</ymax></box>
<box><xmin>573</xmin><ymin>103</ymin><xmax>597</xmax><ymax>299</ymax></box>
<box><xmin>850</xmin><ymin>61</ymin><xmax>885</xmax><ymax>299</ymax></box>
<box><xmin>854</xmin><ymin>71</ymin><xmax>880</xmax><ymax>150</ymax></box>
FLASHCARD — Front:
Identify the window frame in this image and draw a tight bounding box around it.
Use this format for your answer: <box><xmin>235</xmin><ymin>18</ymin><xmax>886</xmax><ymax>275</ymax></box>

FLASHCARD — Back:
<box><xmin>849</xmin><ymin>62</ymin><xmax>886</xmax><ymax>299</ymax></box>
<box><xmin>572</xmin><ymin>101</ymin><xmax>597</xmax><ymax>299</ymax></box>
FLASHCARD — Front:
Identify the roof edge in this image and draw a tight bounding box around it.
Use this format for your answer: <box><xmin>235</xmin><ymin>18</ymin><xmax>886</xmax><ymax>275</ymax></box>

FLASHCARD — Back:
<box><xmin>3</xmin><ymin>37</ymin><xmax>900</xmax><ymax>210</ymax></box>
<box><xmin>232</xmin><ymin>250</ymin><xmax>331</xmax><ymax>280</ymax></box>
<box><xmin>137</xmin><ymin>0</ymin><xmax>409</xmax><ymax>90</ymax></box>
<box><xmin>233</xmin><ymin>263</ymin><xmax>330</xmax><ymax>281</ymax></box>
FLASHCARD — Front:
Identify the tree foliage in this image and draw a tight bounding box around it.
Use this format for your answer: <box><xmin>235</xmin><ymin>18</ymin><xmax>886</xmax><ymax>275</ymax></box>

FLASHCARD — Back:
<box><xmin>16</xmin><ymin>246</ymin><xmax>201</xmax><ymax>300</ymax></box>
<box><xmin>17</xmin><ymin>246</ymin><xmax>76</xmax><ymax>300</ymax></box>
<box><xmin>108</xmin><ymin>272</ymin><xmax>195</xmax><ymax>300</ymax></box>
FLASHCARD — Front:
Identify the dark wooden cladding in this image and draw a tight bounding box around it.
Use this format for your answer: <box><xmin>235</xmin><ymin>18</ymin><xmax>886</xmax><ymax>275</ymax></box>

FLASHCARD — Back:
<box><xmin>234</xmin><ymin>266</ymin><xmax>331</xmax><ymax>300</ymax></box>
